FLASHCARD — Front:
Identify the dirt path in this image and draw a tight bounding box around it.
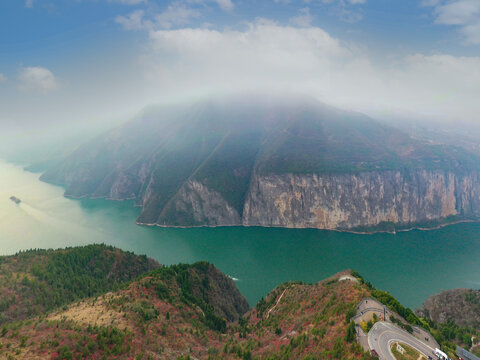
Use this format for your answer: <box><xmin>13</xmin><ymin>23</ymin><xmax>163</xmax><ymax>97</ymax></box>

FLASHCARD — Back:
<box><xmin>266</xmin><ymin>287</ymin><xmax>290</xmax><ymax>319</ymax></box>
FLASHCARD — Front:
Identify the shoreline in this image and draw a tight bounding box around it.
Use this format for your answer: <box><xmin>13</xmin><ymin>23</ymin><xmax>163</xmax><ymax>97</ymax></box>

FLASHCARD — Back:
<box><xmin>135</xmin><ymin>218</ymin><xmax>479</xmax><ymax>235</ymax></box>
<box><xmin>30</xmin><ymin>166</ymin><xmax>480</xmax><ymax>235</ymax></box>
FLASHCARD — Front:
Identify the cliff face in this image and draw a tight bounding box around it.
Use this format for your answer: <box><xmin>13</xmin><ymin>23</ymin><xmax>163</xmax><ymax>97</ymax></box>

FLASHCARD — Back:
<box><xmin>154</xmin><ymin>180</ymin><xmax>242</xmax><ymax>226</ymax></box>
<box><xmin>136</xmin><ymin>168</ymin><xmax>479</xmax><ymax>230</ymax></box>
<box><xmin>242</xmin><ymin>170</ymin><xmax>480</xmax><ymax>230</ymax></box>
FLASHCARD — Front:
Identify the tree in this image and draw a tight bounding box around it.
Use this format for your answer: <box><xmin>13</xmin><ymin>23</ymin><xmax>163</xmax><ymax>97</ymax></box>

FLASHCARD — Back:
<box><xmin>345</xmin><ymin>321</ymin><xmax>356</xmax><ymax>343</ymax></box>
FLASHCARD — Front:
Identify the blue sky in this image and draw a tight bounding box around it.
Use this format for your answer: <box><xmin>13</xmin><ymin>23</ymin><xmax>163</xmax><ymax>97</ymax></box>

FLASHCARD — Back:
<box><xmin>1</xmin><ymin>0</ymin><xmax>480</xmax><ymax>130</ymax></box>
<box><xmin>0</xmin><ymin>0</ymin><xmax>475</xmax><ymax>61</ymax></box>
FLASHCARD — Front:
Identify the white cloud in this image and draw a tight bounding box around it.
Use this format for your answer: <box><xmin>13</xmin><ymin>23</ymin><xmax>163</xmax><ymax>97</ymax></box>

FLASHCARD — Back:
<box><xmin>18</xmin><ymin>67</ymin><xmax>59</xmax><ymax>93</ymax></box>
<box><xmin>116</xmin><ymin>2</ymin><xmax>203</xmax><ymax>31</ymax></box>
<box><xmin>290</xmin><ymin>8</ymin><xmax>313</xmax><ymax>27</ymax></box>
<box><xmin>214</xmin><ymin>0</ymin><xmax>234</xmax><ymax>12</ymax></box>
<box><xmin>133</xmin><ymin>20</ymin><xmax>480</xmax><ymax>122</ymax></box>
<box><xmin>25</xmin><ymin>0</ymin><xmax>34</xmax><ymax>8</ymax></box>
<box><xmin>116</xmin><ymin>10</ymin><xmax>149</xmax><ymax>30</ymax></box>
<box><xmin>317</xmin><ymin>0</ymin><xmax>365</xmax><ymax>22</ymax></box>
<box><xmin>425</xmin><ymin>0</ymin><xmax>480</xmax><ymax>44</ymax></box>
<box><xmin>155</xmin><ymin>3</ymin><xmax>202</xmax><ymax>29</ymax></box>
<box><xmin>0</xmin><ymin>74</ymin><xmax>7</xmax><ymax>83</ymax></box>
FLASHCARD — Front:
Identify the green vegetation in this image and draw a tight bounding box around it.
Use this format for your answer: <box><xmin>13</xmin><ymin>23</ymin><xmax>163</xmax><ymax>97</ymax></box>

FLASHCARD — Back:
<box><xmin>32</xmin><ymin>245</ymin><xmax>152</xmax><ymax>305</ymax></box>
<box><xmin>391</xmin><ymin>342</ymin><xmax>427</xmax><ymax>360</ymax></box>
<box><xmin>345</xmin><ymin>321</ymin><xmax>356</xmax><ymax>342</ymax></box>
<box><xmin>1</xmin><ymin>246</ymin><xmax>478</xmax><ymax>360</ymax></box>
<box><xmin>351</xmin><ymin>270</ymin><xmax>480</xmax><ymax>358</ymax></box>
<box><xmin>142</xmin><ymin>262</ymin><xmax>235</xmax><ymax>332</ymax></box>
<box><xmin>0</xmin><ymin>244</ymin><xmax>157</xmax><ymax>324</ymax></box>
<box><xmin>349</xmin><ymin>215</ymin><xmax>476</xmax><ymax>234</ymax></box>
<box><xmin>351</xmin><ymin>270</ymin><xmax>422</xmax><ymax>326</ymax></box>
<box><xmin>426</xmin><ymin>319</ymin><xmax>480</xmax><ymax>357</ymax></box>
<box><xmin>370</xmin><ymin>289</ymin><xmax>421</xmax><ymax>326</ymax></box>
<box><xmin>193</xmin><ymin>132</ymin><xmax>263</xmax><ymax>215</ymax></box>
<box><xmin>255</xmin><ymin>294</ymin><xmax>278</xmax><ymax>318</ymax></box>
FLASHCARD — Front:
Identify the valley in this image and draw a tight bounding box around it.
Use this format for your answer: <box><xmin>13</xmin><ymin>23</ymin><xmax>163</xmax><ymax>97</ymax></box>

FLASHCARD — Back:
<box><xmin>2</xmin><ymin>158</ymin><xmax>480</xmax><ymax>311</ymax></box>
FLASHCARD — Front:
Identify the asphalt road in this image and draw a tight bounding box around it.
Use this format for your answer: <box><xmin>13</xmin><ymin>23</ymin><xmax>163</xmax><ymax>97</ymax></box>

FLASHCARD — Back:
<box><xmin>368</xmin><ymin>321</ymin><xmax>437</xmax><ymax>360</ymax></box>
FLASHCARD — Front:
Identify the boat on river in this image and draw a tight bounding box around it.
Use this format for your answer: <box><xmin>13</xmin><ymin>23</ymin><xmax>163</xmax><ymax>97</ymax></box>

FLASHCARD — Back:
<box><xmin>9</xmin><ymin>196</ymin><xmax>21</xmax><ymax>204</ymax></box>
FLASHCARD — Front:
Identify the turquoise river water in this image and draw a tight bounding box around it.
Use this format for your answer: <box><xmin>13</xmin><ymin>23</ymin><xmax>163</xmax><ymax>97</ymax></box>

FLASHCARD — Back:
<box><xmin>1</xmin><ymin>158</ymin><xmax>480</xmax><ymax>308</ymax></box>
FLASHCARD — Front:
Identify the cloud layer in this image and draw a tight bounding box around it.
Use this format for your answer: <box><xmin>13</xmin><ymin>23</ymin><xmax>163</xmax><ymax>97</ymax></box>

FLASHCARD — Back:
<box><xmin>137</xmin><ymin>19</ymin><xmax>480</xmax><ymax>122</ymax></box>
<box><xmin>18</xmin><ymin>67</ymin><xmax>59</xmax><ymax>93</ymax></box>
<box><xmin>2</xmin><ymin>0</ymin><xmax>480</xmax><ymax>134</ymax></box>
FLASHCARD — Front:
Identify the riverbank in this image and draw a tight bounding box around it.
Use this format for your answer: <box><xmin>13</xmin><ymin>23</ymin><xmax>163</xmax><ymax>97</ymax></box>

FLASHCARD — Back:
<box><xmin>136</xmin><ymin>218</ymin><xmax>480</xmax><ymax>235</ymax></box>
<box><xmin>3</xmin><ymin>158</ymin><xmax>480</xmax><ymax>310</ymax></box>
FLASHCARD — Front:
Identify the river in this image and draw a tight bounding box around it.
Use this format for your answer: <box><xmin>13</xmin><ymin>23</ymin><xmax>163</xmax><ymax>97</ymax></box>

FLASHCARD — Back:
<box><xmin>1</xmin><ymin>158</ymin><xmax>479</xmax><ymax>308</ymax></box>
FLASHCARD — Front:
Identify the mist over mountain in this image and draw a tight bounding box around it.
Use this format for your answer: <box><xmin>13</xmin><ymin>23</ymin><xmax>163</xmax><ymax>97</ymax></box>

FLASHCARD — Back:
<box><xmin>40</xmin><ymin>94</ymin><xmax>480</xmax><ymax>231</ymax></box>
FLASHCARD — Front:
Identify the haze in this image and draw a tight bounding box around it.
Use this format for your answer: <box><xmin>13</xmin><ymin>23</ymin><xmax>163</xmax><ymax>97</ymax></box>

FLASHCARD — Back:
<box><xmin>1</xmin><ymin>0</ymin><xmax>480</xmax><ymax>160</ymax></box>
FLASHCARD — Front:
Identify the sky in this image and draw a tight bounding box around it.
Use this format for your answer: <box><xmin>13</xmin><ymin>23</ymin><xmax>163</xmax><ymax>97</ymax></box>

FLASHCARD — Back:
<box><xmin>1</xmin><ymin>0</ymin><xmax>480</xmax><ymax>135</ymax></box>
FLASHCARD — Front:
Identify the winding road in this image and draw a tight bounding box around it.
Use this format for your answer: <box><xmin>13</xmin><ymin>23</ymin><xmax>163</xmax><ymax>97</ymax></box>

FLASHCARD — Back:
<box><xmin>368</xmin><ymin>322</ymin><xmax>436</xmax><ymax>360</ymax></box>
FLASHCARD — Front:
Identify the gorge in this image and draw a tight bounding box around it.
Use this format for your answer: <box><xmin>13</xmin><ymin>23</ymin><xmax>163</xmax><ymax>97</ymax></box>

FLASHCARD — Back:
<box><xmin>40</xmin><ymin>95</ymin><xmax>480</xmax><ymax>232</ymax></box>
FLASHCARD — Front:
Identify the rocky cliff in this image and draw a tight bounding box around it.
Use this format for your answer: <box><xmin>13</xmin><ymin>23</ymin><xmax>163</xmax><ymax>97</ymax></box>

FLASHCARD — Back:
<box><xmin>40</xmin><ymin>95</ymin><xmax>480</xmax><ymax>231</ymax></box>
<box><xmin>242</xmin><ymin>169</ymin><xmax>480</xmax><ymax>230</ymax></box>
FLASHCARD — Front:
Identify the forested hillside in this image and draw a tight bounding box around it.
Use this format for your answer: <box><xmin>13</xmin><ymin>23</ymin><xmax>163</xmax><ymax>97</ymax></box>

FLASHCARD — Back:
<box><xmin>0</xmin><ymin>244</ymin><xmax>159</xmax><ymax>324</ymax></box>
<box><xmin>1</xmin><ymin>246</ymin><xmax>479</xmax><ymax>359</ymax></box>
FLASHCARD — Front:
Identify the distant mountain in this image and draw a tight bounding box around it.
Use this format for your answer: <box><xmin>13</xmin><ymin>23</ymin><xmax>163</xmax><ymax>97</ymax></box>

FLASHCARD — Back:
<box><xmin>41</xmin><ymin>94</ymin><xmax>480</xmax><ymax>230</ymax></box>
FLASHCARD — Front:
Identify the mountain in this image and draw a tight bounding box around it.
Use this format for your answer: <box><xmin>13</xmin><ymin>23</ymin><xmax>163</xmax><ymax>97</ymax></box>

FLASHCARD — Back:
<box><xmin>416</xmin><ymin>289</ymin><xmax>480</xmax><ymax>357</ymax></box>
<box><xmin>416</xmin><ymin>288</ymin><xmax>480</xmax><ymax>328</ymax></box>
<box><xmin>0</xmin><ymin>244</ymin><xmax>159</xmax><ymax>325</ymax></box>
<box><xmin>0</xmin><ymin>246</ymin><xmax>372</xmax><ymax>359</ymax></box>
<box><xmin>1</xmin><ymin>245</ymin><xmax>479</xmax><ymax>359</ymax></box>
<box><xmin>40</xmin><ymin>94</ymin><xmax>480</xmax><ymax>231</ymax></box>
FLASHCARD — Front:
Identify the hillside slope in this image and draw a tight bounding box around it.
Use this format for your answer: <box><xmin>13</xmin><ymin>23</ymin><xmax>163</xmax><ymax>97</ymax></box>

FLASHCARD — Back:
<box><xmin>0</xmin><ymin>244</ymin><xmax>159</xmax><ymax>325</ymax></box>
<box><xmin>1</xmin><ymin>246</ymin><xmax>479</xmax><ymax>359</ymax></box>
<box><xmin>40</xmin><ymin>95</ymin><xmax>480</xmax><ymax>230</ymax></box>
<box><xmin>416</xmin><ymin>288</ymin><xmax>480</xmax><ymax>327</ymax></box>
<box><xmin>0</xmin><ymin>264</ymin><xmax>374</xmax><ymax>359</ymax></box>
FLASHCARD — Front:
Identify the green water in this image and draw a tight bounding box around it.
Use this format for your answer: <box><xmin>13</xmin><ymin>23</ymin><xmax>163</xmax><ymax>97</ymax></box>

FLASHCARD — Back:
<box><xmin>1</xmin><ymin>158</ymin><xmax>480</xmax><ymax>309</ymax></box>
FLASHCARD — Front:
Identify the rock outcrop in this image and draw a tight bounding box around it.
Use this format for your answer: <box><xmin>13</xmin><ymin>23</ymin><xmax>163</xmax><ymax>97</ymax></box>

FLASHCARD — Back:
<box><xmin>155</xmin><ymin>180</ymin><xmax>242</xmax><ymax>226</ymax></box>
<box><xmin>416</xmin><ymin>288</ymin><xmax>480</xmax><ymax>328</ymax></box>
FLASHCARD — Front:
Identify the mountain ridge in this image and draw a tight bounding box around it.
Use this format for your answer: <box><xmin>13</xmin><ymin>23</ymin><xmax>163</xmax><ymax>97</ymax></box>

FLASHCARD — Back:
<box><xmin>1</xmin><ymin>245</ymin><xmax>479</xmax><ymax>359</ymax></box>
<box><xmin>40</xmin><ymin>95</ymin><xmax>480</xmax><ymax>230</ymax></box>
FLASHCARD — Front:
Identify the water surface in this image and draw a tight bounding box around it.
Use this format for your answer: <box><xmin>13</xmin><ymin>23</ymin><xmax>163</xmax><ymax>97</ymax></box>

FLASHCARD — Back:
<box><xmin>1</xmin><ymin>158</ymin><xmax>479</xmax><ymax>308</ymax></box>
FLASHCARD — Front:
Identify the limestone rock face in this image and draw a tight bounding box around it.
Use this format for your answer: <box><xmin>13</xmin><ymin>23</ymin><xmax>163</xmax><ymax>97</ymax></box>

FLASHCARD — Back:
<box><xmin>242</xmin><ymin>170</ymin><xmax>480</xmax><ymax>229</ymax></box>
<box><xmin>155</xmin><ymin>180</ymin><xmax>241</xmax><ymax>226</ymax></box>
<box><xmin>128</xmin><ymin>168</ymin><xmax>480</xmax><ymax>230</ymax></box>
